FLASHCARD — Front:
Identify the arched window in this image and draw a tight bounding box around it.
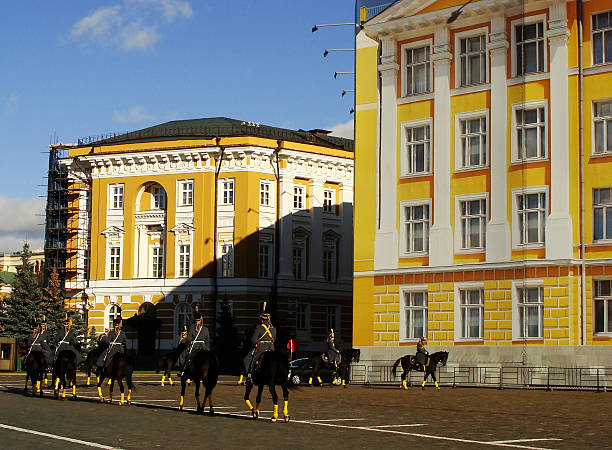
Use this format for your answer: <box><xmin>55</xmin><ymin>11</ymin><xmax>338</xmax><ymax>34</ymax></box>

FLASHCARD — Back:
<box><xmin>174</xmin><ymin>303</ymin><xmax>193</xmax><ymax>337</ymax></box>
<box><xmin>106</xmin><ymin>304</ymin><xmax>122</xmax><ymax>329</ymax></box>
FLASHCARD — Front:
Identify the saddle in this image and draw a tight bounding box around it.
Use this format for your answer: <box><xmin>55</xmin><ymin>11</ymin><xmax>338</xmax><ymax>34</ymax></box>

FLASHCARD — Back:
<box><xmin>321</xmin><ymin>353</ymin><xmax>341</xmax><ymax>366</ymax></box>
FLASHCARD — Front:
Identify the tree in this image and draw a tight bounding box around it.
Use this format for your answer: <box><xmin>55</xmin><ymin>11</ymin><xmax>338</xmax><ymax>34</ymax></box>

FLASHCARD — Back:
<box><xmin>0</xmin><ymin>243</ymin><xmax>43</xmax><ymax>350</ymax></box>
<box><xmin>40</xmin><ymin>268</ymin><xmax>65</xmax><ymax>342</ymax></box>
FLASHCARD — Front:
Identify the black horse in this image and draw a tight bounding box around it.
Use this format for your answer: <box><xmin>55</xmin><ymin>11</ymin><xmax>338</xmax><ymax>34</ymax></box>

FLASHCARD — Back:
<box><xmin>97</xmin><ymin>353</ymin><xmax>134</xmax><ymax>405</ymax></box>
<box><xmin>23</xmin><ymin>351</ymin><xmax>46</xmax><ymax>397</ymax></box>
<box><xmin>308</xmin><ymin>348</ymin><xmax>360</xmax><ymax>387</ymax></box>
<box><xmin>244</xmin><ymin>351</ymin><xmax>290</xmax><ymax>423</ymax></box>
<box><xmin>85</xmin><ymin>342</ymin><xmax>107</xmax><ymax>386</ymax></box>
<box><xmin>52</xmin><ymin>350</ymin><xmax>78</xmax><ymax>400</ymax></box>
<box><xmin>179</xmin><ymin>349</ymin><xmax>218</xmax><ymax>415</ymax></box>
<box><xmin>157</xmin><ymin>342</ymin><xmax>185</xmax><ymax>387</ymax></box>
<box><xmin>392</xmin><ymin>351</ymin><xmax>449</xmax><ymax>390</ymax></box>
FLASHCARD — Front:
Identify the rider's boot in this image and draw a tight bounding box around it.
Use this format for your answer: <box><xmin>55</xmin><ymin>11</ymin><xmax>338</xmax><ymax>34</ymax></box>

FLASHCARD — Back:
<box><xmin>421</xmin><ymin>380</ymin><xmax>426</xmax><ymax>390</ymax></box>
<box><xmin>435</xmin><ymin>381</ymin><xmax>439</xmax><ymax>390</ymax></box>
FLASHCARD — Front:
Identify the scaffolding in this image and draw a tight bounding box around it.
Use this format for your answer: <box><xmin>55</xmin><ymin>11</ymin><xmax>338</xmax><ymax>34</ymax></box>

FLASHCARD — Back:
<box><xmin>44</xmin><ymin>145</ymin><xmax>92</xmax><ymax>302</ymax></box>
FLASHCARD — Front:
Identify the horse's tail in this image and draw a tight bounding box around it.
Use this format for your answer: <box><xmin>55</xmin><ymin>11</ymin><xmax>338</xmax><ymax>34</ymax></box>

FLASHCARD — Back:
<box><xmin>392</xmin><ymin>357</ymin><xmax>402</xmax><ymax>376</ymax></box>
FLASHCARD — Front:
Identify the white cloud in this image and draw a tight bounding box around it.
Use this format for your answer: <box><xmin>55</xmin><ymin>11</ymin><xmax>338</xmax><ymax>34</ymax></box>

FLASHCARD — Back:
<box><xmin>70</xmin><ymin>0</ymin><xmax>191</xmax><ymax>52</ymax></box>
<box><xmin>328</xmin><ymin>119</ymin><xmax>354</xmax><ymax>139</ymax></box>
<box><xmin>0</xmin><ymin>195</ymin><xmax>45</xmax><ymax>253</ymax></box>
<box><xmin>113</xmin><ymin>106</ymin><xmax>154</xmax><ymax>124</ymax></box>
<box><xmin>4</xmin><ymin>92</ymin><xmax>19</xmax><ymax>115</ymax></box>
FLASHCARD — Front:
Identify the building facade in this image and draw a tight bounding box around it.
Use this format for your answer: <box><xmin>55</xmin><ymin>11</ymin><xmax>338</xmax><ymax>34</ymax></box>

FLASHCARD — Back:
<box><xmin>57</xmin><ymin>118</ymin><xmax>354</xmax><ymax>353</ymax></box>
<box><xmin>354</xmin><ymin>0</ymin><xmax>612</xmax><ymax>367</ymax></box>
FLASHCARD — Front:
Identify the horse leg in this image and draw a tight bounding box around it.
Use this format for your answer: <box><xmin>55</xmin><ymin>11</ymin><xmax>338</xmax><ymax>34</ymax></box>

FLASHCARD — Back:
<box><xmin>24</xmin><ymin>372</ymin><xmax>29</xmax><ymax>393</ymax></box>
<box><xmin>97</xmin><ymin>374</ymin><xmax>105</xmax><ymax>402</ymax></box>
<box><xmin>61</xmin><ymin>372</ymin><xmax>67</xmax><ymax>399</ymax></box>
<box><xmin>205</xmin><ymin>385</ymin><xmax>214</xmax><ymax>416</ymax></box>
<box><xmin>268</xmin><ymin>384</ymin><xmax>278</xmax><ymax>422</ymax></box>
<box><xmin>254</xmin><ymin>384</ymin><xmax>263</xmax><ymax>419</ymax></box>
<box><xmin>422</xmin><ymin>370</ymin><xmax>428</xmax><ymax>390</ymax></box>
<box><xmin>179</xmin><ymin>376</ymin><xmax>186</xmax><ymax>410</ymax></box>
<box><xmin>108</xmin><ymin>378</ymin><xmax>114</xmax><ymax>403</ymax></box>
<box><xmin>118</xmin><ymin>378</ymin><xmax>125</xmax><ymax>405</ymax></box>
<box><xmin>72</xmin><ymin>371</ymin><xmax>77</xmax><ymax>399</ymax></box>
<box><xmin>195</xmin><ymin>380</ymin><xmax>202</xmax><ymax>413</ymax></box>
<box><xmin>432</xmin><ymin>371</ymin><xmax>439</xmax><ymax>390</ymax></box>
<box><xmin>244</xmin><ymin>382</ymin><xmax>255</xmax><ymax>415</ymax></box>
<box><xmin>309</xmin><ymin>361</ymin><xmax>316</xmax><ymax>386</ymax></box>
<box><xmin>282</xmin><ymin>382</ymin><xmax>290</xmax><ymax>422</ymax></box>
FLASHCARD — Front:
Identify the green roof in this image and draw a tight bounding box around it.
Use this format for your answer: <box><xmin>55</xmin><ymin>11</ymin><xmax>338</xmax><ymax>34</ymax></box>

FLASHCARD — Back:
<box><xmin>78</xmin><ymin>117</ymin><xmax>354</xmax><ymax>152</ymax></box>
<box><xmin>0</xmin><ymin>272</ymin><xmax>15</xmax><ymax>285</ymax></box>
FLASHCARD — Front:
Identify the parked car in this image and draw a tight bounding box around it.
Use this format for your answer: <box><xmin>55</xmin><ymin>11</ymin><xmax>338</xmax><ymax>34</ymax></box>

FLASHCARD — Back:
<box><xmin>288</xmin><ymin>357</ymin><xmax>341</xmax><ymax>385</ymax></box>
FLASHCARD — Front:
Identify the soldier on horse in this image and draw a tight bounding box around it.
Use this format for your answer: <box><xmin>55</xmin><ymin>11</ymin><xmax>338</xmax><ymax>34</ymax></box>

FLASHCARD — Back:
<box><xmin>326</xmin><ymin>329</ymin><xmax>341</xmax><ymax>369</ymax></box>
<box><xmin>54</xmin><ymin>314</ymin><xmax>83</xmax><ymax>366</ymax></box>
<box><xmin>415</xmin><ymin>336</ymin><xmax>429</xmax><ymax>372</ymax></box>
<box><xmin>96</xmin><ymin>318</ymin><xmax>126</xmax><ymax>371</ymax></box>
<box><xmin>243</xmin><ymin>303</ymin><xmax>276</xmax><ymax>384</ymax></box>
<box><xmin>25</xmin><ymin>316</ymin><xmax>53</xmax><ymax>369</ymax></box>
<box><xmin>180</xmin><ymin>307</ymin><xmax>210</xmax><ymax>376</ymax></box>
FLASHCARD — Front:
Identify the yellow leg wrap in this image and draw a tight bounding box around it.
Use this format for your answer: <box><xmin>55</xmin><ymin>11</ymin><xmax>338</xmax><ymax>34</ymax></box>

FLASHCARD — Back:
<box><xmin>96</xmin><ymin>376</ymin><xmax>99</xmax><ymax>383</ymax></box>
<box><xmin>87</xmin><ymin>376</ymin><xmax>90</xmax><ymax>386</ymax></box>
<box><xmin>169</xmin><ymin>377</ymin><xmax>173</xmax><ymax>386</ymax></box>
<box><xmin>36</xmin><ymin>381</ymin><xmax>41</xmax><ymax>391</ymax></box>
<box><xmin>402</xmin><ymin>379</ymin><xmax>407</xmax><ymax>389</ymax></box>
<box><xmin>62</xmin><ymin>389</ymin><xmax>66</xmax><ymax>398</ymax></box>
<box><xmin>44</xmin><ymin>378</ymin><xmax>48</xmax><ymax>385</ymax></box>
<box><xmin>108</xmin><ymin>379</ymin><xmax>112</xmax><ymax>386</ymax></box>
<box><xmin>72</xmin><ymin>385</ymin><xmax>76</xmax><ymax>396</ymax></box>
<box><xmin>317</xmin><ymin>376</ymin><xmax>322</xmax><ymax>383</ymax></box>
<box><xmin>283</xmin><ymin>400</ymin><xmax>288</xmax><ymax>416</ymax></box>
<box><xmin>127</xmin><ymin>389</ymin><xmax>132</xmax><ymax>401</ymax></box>
<box><xmin>435</xmin><ymin>381</ymin><xmax>439</xmax><ymax>388</ymax></box>
<box><xmin>238</xmin><ymin>375</ymin><xmax>244</xmax><ymax>384</ymax></box>
<box><xmin>55</xmin><ymin>378</ymin><xmax>60</xmax><ymax>390</ymax></box>
<box><xmin>255</xmin><ymin>402</ymin><xmax>260</xmax><ymax>414</ymax></box>
<box><xmin>245</xmin><ymin>399</ymin><xmax>253</xmax><ymax>410</ymax></box>
<box><xmin>187</xmin><ymin>379</ymin><xmax>191</xmax><ymax>384</ymax></box>
<box><xmin>161</xmin><ymin>375</ymin><xmax>165</xmax><ymax>385</ymax></box>
<box><xmin>120</xmin><ymin>393</ymin><xmax>125</xmax><ymax>405</ymax></box>
<box><xmin>308</xmin><ymin>377</ymin><xmax>313</xmax><ymax>385</ymax></box>
<box><xmin>342</xmin><ymin>379</ymin><xmax>346</xmax><ymax>386</ymax></box>
<box><xmin>179</xmin><ymin>395</ymin><xmax>184</xmax><ymax>407</ymax></box>
<box><xmin>421</xmin><ymin>380</ymin><xmax>426</xmax><ymax>387</ymax></box>
<box><xmin>97</xmin><ymin>387</ymin><xmax>102</xmax><ymax>397</ymax></box>
<box><xmin>273</xmin><ymin>404</ymin><xmax>278</xmax><ymax>418</ymax></box>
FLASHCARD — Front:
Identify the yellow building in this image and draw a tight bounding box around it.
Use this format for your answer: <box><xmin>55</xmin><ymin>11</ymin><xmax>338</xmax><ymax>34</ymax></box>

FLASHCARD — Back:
<box><xmin>354</xmin><ymin>0</ymin><xmax>612</xmax><ymax>366</ymax></box>
<box><xmin>56</xmin><ymin>117</ymin><xmax>354</xmax><ymax>353</ymax></box>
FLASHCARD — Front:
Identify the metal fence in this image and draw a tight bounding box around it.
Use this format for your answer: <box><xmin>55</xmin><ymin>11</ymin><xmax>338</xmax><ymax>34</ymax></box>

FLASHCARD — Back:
<box><xmin>350</xmin><ymin>361</ymin><xmax>612</xmax><ymax>391</ymax></box>
<box><xmin>364</xmin><ymin>2</ymin><xmax>395</xmax><ymax>21</ymax></box>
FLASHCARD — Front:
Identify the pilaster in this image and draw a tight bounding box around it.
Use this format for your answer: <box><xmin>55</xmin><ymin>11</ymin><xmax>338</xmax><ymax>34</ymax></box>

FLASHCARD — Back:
<box><xmin>339</xmin><ymin>183</ymin><xmax>354</xmax><ymax>282</ymax></box>
<box><xmin>277</xmin><ymin>175</ymin><xmax>294</xmax><ymax>279</ymax></box>
<box><xmin>309</xmin><ymin>179</ymin><xmax>324</xmax><ymax>281</ymax></box>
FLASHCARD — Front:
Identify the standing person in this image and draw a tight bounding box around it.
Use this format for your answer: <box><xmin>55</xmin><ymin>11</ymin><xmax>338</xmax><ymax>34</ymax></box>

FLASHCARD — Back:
<box><xmin>415</xmin><ymin>336</ymin><xmax>429</xmax><ymax>372</ymax></box>
<box><xmin>96</xmin><ymin>318</ymin><xmax>126</xmax><ymax>370</ymax></box>
<box><xmin>326</xmin><ymin>329</ymin><xmax>341</xmax><ymax>369</ymax></box>
<box><xmin>181</xmin><ymin>308</ymin><xmax>209</xmax><ymax>376</ymax></box>
<box><xmin>243</xmin><ymin>303</ymin><xmax>276</xmax><ymax>383</ymax></box>
<box><xmin>54</xmin><ymin>315</ymin><xmax>83</xmax><ymax>365</ymax></box>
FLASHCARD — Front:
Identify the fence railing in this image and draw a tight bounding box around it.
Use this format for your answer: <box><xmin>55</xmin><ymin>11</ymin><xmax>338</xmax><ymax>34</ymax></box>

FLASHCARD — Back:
<box><xmin>350</xmin><ymin>361</ymin><xmax>612</xmax><ymax>391</ymax></box>
<box><xmin>364</xmin><ymin>2</ymin><xmax>395</xmax><ymax>21</ymax></box>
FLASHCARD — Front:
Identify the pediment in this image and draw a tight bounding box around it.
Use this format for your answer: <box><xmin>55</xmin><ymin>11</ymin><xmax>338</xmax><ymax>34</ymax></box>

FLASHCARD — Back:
<box><xmin>170</xmin><ymin>223</ymin><xmax>196</xmax><ymax>234</ymax></box>
<box><xmin>101</xmin><ymin>226</ymin><xmax>125</xmax><ymax>236</ymax></box>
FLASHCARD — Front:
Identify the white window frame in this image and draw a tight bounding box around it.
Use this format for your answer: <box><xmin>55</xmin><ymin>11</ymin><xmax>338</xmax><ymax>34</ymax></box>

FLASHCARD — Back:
<box><xmin>323</xmin><ymin>188</ymin><xmax>335</xmax><ymax>214</ymax></box>
<box><xmin>401</xmin><ymin>38</ymin><xmax>433</xmax><ymax>98</ymax></box>
<box><xmin>105</xmin><ymin>303</ymin><xmax>122</xmax><ymax>330</ymax></box>
<box><xmin>510</xmin><ymin>14</ymin><xmax>548</xmax><ymax>78</ymax></box>
<box><xmin>260</xmin><ymin>180</ymin><xmax>271</xmax><ymax>207</ymax></box>
<box><xmin>179</xmin><ymin>180</ymin><xmax>194</xmax><ymax>207</ymax></box>
<box><xmin>108</xmin><ymin>246</ymin><xmax>121</xmax><ymax>279</ymax></box>
<box><xmin>293</xmin><ymin>184</ymin><xmax>305</xmax><ymax>211</ymax></box>
<box><xmin>593</xmin><ymin>99</ymin><xmax>612</xmax><ymax>155</ymax></box>
<box><xmin>220</xmin><ymin>242</ymin><xmax>233</xmax><ymax>277</ymax></box>
<box><xmin>511</xmin><ymin>100</ymin><xmax>548</xmax><ymax>164</ymax></box>
<box><xmin>151</xmin><ymin>186</ymin><xmax>166</xmax><ymax>210</ymax></box>
<box><xmin>594</xmin><ymin>279</ymin><xmax>612</xmax><ymax>335</ymax></box>
<box><xmin>221</xmin><ymin>179</ymin><xmax>234</xmax><ymax>206</ymax></box>
<box><xmin>594</xmin><ymin>187</ymin><xmax>612</xmax><ymax>242</ymax></box>
<box><xmin>292</xmin><ymin>244</ymin><xmax>306</xmax><ymax>280</ymax></box>
<box><xmin>454</xmin><ymin>109</ymin><xmax>489</xmax><ymax>171</ymax></box>
<box><xmin>511</xmin><ymin>186</ymin><xmax>548</xmax><ymax>250</ymax></box>
<box><xmin>150</xmin><ymin>245</ymin><xmax>164</xmax><ymax>278</ymax></box>
<box><xmin>453</xmin><ymin>283</ymin><xmax>485</xmax><ymax>341</ymax></box>
<box><xmin>400</xmin><ymin>118</ymin><xmax>432</xmax><ymax>177</ymax></box>
<box><xmin>258</xmin><ymin>243</ymin><xmax>272</xmax><ymax>279</ymax></box>
<box><xmin>109</xmin><ymin>184</ymin><xmax>124</xmax><ymax>210</ymax></box>
<box><xmin>512</xmin><ymin>280</ymin><xmax>544</xmax><ymax>340</ymax></box>
<box><xmin>326</xmin><ymin>305</ymin><xmax>341</xmax><ymax>333</ymax></box>
<box><xmin>178</xmin><ymin>244</ymin><xmax>191</xmax><ymax>278</ymax></box>
<box><xmin>592</xmin><ymin>11</ymin><xmax>612</xmax><ymax>66</ymax></box>
<box><xmin>322</xmin><ymin>246</ymin><xmax>336</xmax><ymax>282</ymax></box>
<box><xmin>454</xmin><ymin>27</ymin><xmax>489</xmax><ymax>89</ymax></box>
<box><xmin>454</xmin><ymin>193</ymin><xmax>489</xmax><ymax>254</ymax></box>
<box><xmin>399</xmin><ymin>199</ymin><xmax>431</xmax><ymax>257</ymax></box>
<box><xmin>296</xmin><ymin>303</ymin><xmax>310</xmax><ymax>331</ymax></box>
<box><xmin>399</xmin><ymin>284</ymin><xmax>428</xmax><ymax>342</ymax></box>
<box><xmin>174</xmin><ymin>302</ymin><xmax>193</xmax><ymax>337</ymax></box>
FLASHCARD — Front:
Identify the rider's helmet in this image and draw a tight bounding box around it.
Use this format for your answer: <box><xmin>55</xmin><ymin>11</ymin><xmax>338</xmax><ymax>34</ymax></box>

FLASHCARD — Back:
<box><xmin>259</xmin><ymin>301</ymin><xmax>270</xmax><ymax>322</ymax></box>
<box><xmin>181</xmin><ymin>325</ymin><xmax>188</xmax><ymax>338</ymax></box>
<box><xmin>193</xmin><ymin>305</ymin><xmax>202</xmax><ymax>324</ymax></box>
<box><xmin>420</xmin><ymin>336</ymin><xmax>427</xmax><ymax>344</ymax></box>
<box><xmin>329</xmin><ymin>328</ymin><xmax>335</xmax><ymax>339</ymax></box>
<box><xmin>112</xmin><ymin>317</ymin><xmax>122</xmax><ymax>329</ymax></box>
<box><xmin>62</xmin><ymin>313</ymin><xmax>72</xmax><ymax>329</ymax></box>
<box><xmin>40</xmin><ymin>315</ymin><xmax>47</xmax><ymax>331</ymax></box>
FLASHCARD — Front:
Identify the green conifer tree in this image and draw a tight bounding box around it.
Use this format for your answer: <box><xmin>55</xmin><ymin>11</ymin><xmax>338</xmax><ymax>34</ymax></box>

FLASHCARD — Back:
<box><xmin>40</xmin><ymin>268</ymin><xmax>65</xmax><ymax>343</ymax></box>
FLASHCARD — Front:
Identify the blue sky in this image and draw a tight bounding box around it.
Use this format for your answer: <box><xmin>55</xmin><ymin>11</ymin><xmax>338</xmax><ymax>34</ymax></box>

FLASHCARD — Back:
<box><xmin>0</xmin><ymin>0</ymin><xmax>359</xmax><ymax>252</ymax></box>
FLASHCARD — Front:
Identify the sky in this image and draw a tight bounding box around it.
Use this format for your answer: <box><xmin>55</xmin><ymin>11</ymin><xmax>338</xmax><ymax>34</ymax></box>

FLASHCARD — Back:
<box><xmin>0</xmin><ymin>0</ymin><xmax>360</xmax><ymax>253</ymax></box>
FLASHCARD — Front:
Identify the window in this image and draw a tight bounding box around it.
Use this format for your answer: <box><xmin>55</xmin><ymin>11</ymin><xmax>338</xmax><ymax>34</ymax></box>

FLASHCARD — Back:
<box><xmin>594</xmin><ymin>187</ymin><xmax>612</xmax><ymax>241</ymax></box>
<box><xmin>515</xmin><ymin>21</ymin><xmax>545</xmax><ymax>75</ymax></box>
<box><xmin>151</xmin><ymin>186</ymin><xmax>165</xmax><ymax>210</ymax></box>
<box><xmin>404</xmin><ymin>45</ymin><xmax>431</xmax><ymax>96</ymax></box>
<box><xmin>107</xmin><ymin>304</ymin><xmax>121</xmax><ymax>328</ymax></box>
<box><xmin>175</xmin><ymin>303</ymin><xmax>192</xmax><ymax>336</ymax></box>
<box><xmin>459</xmin><ymin>116</ymin><xmax>487</xmax><ymax>168</ymax></box>
<box><xmin>327</xmin><ymin>305</ymin><xmax>340</xmax><ymax>332</ymax></box>
<box><xmin>296</xmin><ymin>304</ymin><xmax>309</xmax><ymax>330</ymax></box>
<box><xmin>460</xmin><ymin>199</ymin><xmax>487</xmax><ymax>249</ymax></box>
<box><xmin>323</xmin><ymin>248</ymin><xmax>335</xmax><ymax>282</ymax></box>
<box><xmin>111</xmin><ymin>185</ymin><xmax>124</xmax><ymax>209</ymax></box>
<box><xmin>401</xmin><ymin>203</ymin><xmax>430</xmax><ymax>254</ymax></box>
<box><xmin>151</xmin><ymin>247</ymin><xmax>164</xmax><ymax>278</ymax></box>
<box><xmin>459</xmin><ymin>35</ymin><xmax>487</xmax><ymax>86</ymax></box>
<box><xmin>221</xmin><ymin>243</ymin><xmax>233</xmax><ymax>277</ymax></box>
<box><xmin>403</xmin><ymin>291</ymin><xmax>427</xmax><ymax>340</ymax></box>
<box><xmin>292</xmin><ymin>246</ymin><xmax>305</xmax><ymax>280</ymax></box>
<box><xmin>323</xmin><ymin>189</ymin><xmax>335</xmax><ymax>214</ymax></box>
<box><xmin>293</xmin><ymin>185</ymin><xmax>305</xmax><ymax>210</ymax></box>
<box><xmin>259</xmin><ymin>244</ymin><xmax>271</xmax><ymax>278</ymax></box>
<box><xmin>517</xmin><ymin>192</ymin><xmax>546</xmax><ymax>245</ymax></box>
<box><xmin>222</xmin><ymin>180</ymin><xmax>234</xmax><ymax>205</ymax></box>
<box><xmin>0</xmin><ymin>344</ymin><xmax>11</xmax><ymax>360</ymax></box>
<box><xmin>516</xmin><ymin>107</ymin><xmax>546</xmax><ymax>160</ymax></box>
<box><xmin>404</xmin><ymin>125</ymin><xmax>431</xmax><ymax>175</ymax></box>
<box><xmin>179</xmin><ymin>244</ymin><xmax>190</xmax><ymax>277</ymax></box>
<box><xmin>594</xmin><ymin>100</ymin><xmax>612</xmax><ymax>154</ymax></box>
<box><xmin>460</xmin><ymin>290</ymin><xmax>484</xmax><ymax>339</ymax></box>
<box><xmin>180</xmin><ymin>180</ymin><xmax>193</xmax><ymax>206</ymax></box>
<box><xmin>594</xmin><ymin>280</ymin><xmax>612</xmax><ymax>334</ymax></box>
<box><xmin>593</xmin><ymin>11</ymin><xmax>612</xmax><ymax>65</ymax></box>
<box><xmin>518</xmin><ymin>287</ymin><xmax>544</xmax><ymax>338</ymax></box>
<box><xmin>260</xmin><ymin>181</ymin><xmax>271</xmax><ymax>206</ymax></box>
<box><xmin>109</xmin><ymin>247</ymin><xmax>121</xmax><ymax>279</ymax></box>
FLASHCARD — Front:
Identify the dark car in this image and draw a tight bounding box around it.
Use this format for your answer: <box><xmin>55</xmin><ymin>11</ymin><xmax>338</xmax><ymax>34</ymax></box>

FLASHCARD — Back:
<box><xmin>288</xmin><ymin>357</ymin><xmax>341</xmax><ymax>385</ymax></box>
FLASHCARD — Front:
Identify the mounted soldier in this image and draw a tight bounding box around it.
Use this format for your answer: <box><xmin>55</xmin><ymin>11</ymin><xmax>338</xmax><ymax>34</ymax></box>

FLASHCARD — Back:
<box><xmin>177</xmin><ymin>326</ymin><xmax>189</xmax><ymax>373</ymax></box>
<box><xmin>54</xmin><ymin>314</ymin><xmax>83</xmax><ymax>365</ymax></box>
<box><xmin>243</xmin><ymin>302</ymin><xmax>276</xmax><ymax>383</ymax></box>
<box><xmin>96</xmin><ymin>318</ymin><xmax>126</xmax><ymax>370</ymax></box>
<box><xmin>414</xmin><ymin>336</ymin><xmax>429</xmax><ymax>372</ymax></box>
<box><xmin>181</xmin><ymin>307</ymin><xmax>210</xmax><ymax>377</ymax></box>
<box><xmin>26</xmin><ymin>316</ymin><xmax>53</xmax><ymax>368</ymax></box>
<box><xmin>326</xmin><ymin>329</ymin><xmax>341</xmax><ymax>369</ymax></box>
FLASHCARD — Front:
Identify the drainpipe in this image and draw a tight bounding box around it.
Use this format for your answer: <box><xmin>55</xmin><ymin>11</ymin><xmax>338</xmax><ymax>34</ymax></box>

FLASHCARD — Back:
<box><xmin>273</xmin><ymin>141</ymin><xmax>282</xmax><ymax>310</ymax></box>
<box><xmin>213</xmin><ymin>138</ymin><xmax>225</xmax><ymax>330</ymax></box>
<box><xmin>577</xmin><ymin>0</ymin><xmax>587</xmax><ymax>346</ymax></box>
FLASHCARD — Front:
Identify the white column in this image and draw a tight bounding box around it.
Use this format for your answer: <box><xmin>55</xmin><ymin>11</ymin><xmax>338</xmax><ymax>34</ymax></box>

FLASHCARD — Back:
<box><xmin>277</xmin><ymin>174</ymin><xmax>294</xmax><ymax>279</ymax></box>
<box><xmin>486</xmin><ymin>15</ymin><xmax>511</xmax><ymax>262</ymax></box>
<box><xmin>339</xmin><ymin>182</ymin><xmax>354</xmax><ymax>282</ymax></box>
<box><xmin>545</xmin><ymin>2</ymin><xmax>573</xmax><ymax>259</ymax></box>
<box><xmin>309</xmin><ymin>179</ymin><xmax>324</xmax><ymax>281</ymax></box>
<box><xmin>374</xmin><ymin>38</ymin><xmax>399</xmax><ymax>270</ymax></box>
<box><xmin>429</xmin><ymin>27</ymin><xmax>453</xmax><ymax>266</ymax></box>
<box><xmin>136</xmin><ymin>225</ymin><xmax>147</xmax><ymax>278</ymax></box>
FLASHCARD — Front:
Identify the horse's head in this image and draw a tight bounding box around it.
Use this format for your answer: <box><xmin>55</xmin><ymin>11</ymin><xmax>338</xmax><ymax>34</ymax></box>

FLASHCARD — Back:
<box><xmin>439</xmin><ymin>351</ymin><xmax>449</xmax><ymax>366</ymax></box>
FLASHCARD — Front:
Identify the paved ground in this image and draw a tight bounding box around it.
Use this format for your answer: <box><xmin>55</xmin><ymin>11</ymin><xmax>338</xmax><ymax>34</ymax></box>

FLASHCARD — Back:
<box><xmin>0</xmin><ymin>373</ymin><xmax>609</xmax><ymax>449</ymax></box>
